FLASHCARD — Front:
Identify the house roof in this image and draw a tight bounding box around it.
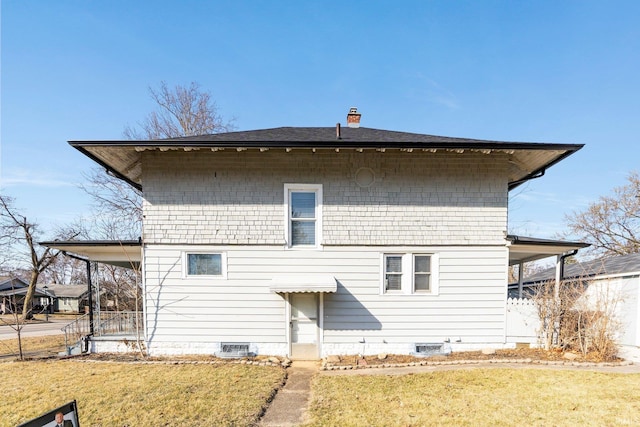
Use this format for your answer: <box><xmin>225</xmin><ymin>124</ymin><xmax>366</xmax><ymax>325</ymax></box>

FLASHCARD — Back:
<box><xmin>39</xmin><ymin>284</ymin><xmax>88</xmax><ymax>298</ymax></box>
<box><xmin>506</xmin><ymin>235</ymin><xmax>590</xmax><ymax>266</ymax></box>
<box><xmin>0</xmin><ymin>276</ymin><xmax>29</xmax><ymax>292</ymax></box>
<box><xmin>0</xmin><ymin>286</ymin><xmax>50</xmax><ymax>298</ymax></box>
<box><xmin>39</xmin><ymin>240</ymin><xmax>142</xmax><ymax>269</ymax></box>
<box><xmin>522</xmin><ymin>252</ymin><xmax>640</xmax><ymax>284</ymax></box>
<box><xmin>69</xmin><ymin>126</ymin><xmax>583</xmax><ymax>192</ymax></box>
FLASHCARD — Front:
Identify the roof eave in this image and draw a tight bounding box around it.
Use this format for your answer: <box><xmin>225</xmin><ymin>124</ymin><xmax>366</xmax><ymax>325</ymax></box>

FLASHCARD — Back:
<box><xmin>507</xmin><ymin>148</ymin><xmax>582</xmax><ymax>191</ymax></box>
<box><xmin>69</xmin><ymin>139</ymin><xmax>584</xmax><ymax>151</ymax></box>
<box><xmin>71</xmin><ymin>144</ymin><xmax>142</xmax><ymax>191</ymax></box>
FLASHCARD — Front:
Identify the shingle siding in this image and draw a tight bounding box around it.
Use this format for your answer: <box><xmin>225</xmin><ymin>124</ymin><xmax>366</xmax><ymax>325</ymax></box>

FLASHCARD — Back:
<box><xmin>142</xmin><ymin>150</ymin><xmax>508</xmax><ymax>246</ymax></box>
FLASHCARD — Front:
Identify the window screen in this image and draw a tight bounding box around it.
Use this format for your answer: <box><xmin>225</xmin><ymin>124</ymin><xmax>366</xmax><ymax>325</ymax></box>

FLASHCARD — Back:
<box><xmin>385</xmin><ymin>255</ymin><xmax>403</xmax><ymax>291</ymax></box>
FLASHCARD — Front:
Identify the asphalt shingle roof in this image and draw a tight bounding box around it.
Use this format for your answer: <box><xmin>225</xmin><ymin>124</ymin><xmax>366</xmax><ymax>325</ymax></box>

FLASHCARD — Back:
<box><xmin>524</xmin><ymin>253</ymin><xmax>640</xmax><ymax>283</ymax></box>
<box><xmin>163</xmin><ymin>126</ymin><xmax>575</xmax><ymax>147</ymax></box>
<box><xmin>41</xmin><ymin>284</ymin><xmax>88</xmax><ymax>298</ymax></box>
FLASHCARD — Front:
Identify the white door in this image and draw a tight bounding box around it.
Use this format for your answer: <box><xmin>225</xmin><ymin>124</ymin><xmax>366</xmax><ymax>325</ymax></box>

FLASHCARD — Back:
<box><xmin>290</xmin><ymin>293</ymin><xmax>318</xmax><ymax>359</ymax></box>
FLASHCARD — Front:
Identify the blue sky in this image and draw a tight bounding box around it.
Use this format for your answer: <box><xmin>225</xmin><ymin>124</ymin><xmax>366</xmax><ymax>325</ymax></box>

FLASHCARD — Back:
<box><xmin>2</xmin><ymin>0</ymin><xmax>639</xmax><ymax>239</ymax></box>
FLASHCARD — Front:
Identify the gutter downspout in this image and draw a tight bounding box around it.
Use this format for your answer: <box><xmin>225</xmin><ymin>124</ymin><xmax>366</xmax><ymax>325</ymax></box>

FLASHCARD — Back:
<box><xmin>508</xmin><ymin>169</ymin><xmax>545</xmax><ymax>191</ymax></box>
<box><xmin>518</xmin><ymin>262</ymin><xmax>524</xmax><ymax>298</ymax></box>
<box><xmin>63</xmin><ymin>252</ymin><xmax>94</xmax><ymax>338</ymax></box>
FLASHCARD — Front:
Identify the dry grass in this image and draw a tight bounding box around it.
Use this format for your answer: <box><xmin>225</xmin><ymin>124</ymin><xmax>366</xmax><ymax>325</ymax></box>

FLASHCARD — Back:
<box><xmin>2</xmin><ymin>360</ymin><xmax>285</xmax><ymax>427</ymax></box>
<box><xmin>304</xmin><ymin>368</ymin><xmax>640</xmax><ymax>426</ymax></box>
<box><xmin>0</xmin><ymin>334</ymin><xmax>66</xmax><ymax>358</ymax></box>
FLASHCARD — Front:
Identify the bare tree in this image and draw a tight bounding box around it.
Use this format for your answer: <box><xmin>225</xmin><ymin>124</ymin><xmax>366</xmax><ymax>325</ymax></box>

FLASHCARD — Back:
<box><xmin>0</xmin><ymin>195</ymin><xmax>77</xmax><ymax>320</ymax></box>
<box><xmin>0</xmin><ymin>286</ymin><xmax>26</xmax><ymax>360</ymax></box>
<box><xmin>532</xmin><ymin>279</ymin><xmax>586</xmax><ymax>351</ymax></box>
<box><xmin>564</xmin><ymin>171</ymin><xmax>640</xmax><ymax>257</ymax></box>
<box><xmin>78</xmin><ymin>171</ymin><xmax>143</xmax><ymax>239</ymax></box>
<box><xmin>123</xmin><ymin>81</ymin><xmax>235</xmax><ymax>139</ymax></box>
<box><xmin>531</xmin><ymin>261</ymin><xmax>624</xmax><ymax>360</ymax></box>
<box><xmin>39</xmin><ymin>254</ymin><xmax>87</xmax><ymax>285</ymax></box>
<box><xmin>81</xmin><ymin>81</ymin><xmax>235</xmax><ymax>237</ymax></box>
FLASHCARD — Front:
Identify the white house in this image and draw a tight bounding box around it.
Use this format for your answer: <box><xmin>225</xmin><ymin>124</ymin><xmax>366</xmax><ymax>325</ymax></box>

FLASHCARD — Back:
<box><xmin>512</xmin><ymin>253</ymin><xmax>640</xmax><ymax>360</ymax></box>
<box><xmin>44</xmin><ymin>109</ymin><xmax>587</xmax><ymax>358</ymax></box>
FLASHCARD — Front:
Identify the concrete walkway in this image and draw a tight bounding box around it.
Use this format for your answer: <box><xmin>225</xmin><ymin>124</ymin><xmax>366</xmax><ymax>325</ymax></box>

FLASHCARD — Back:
<box><xmin>259</xmin><ymin>361</ymin><xmax>318</xmax><ymax>427</ymax></box>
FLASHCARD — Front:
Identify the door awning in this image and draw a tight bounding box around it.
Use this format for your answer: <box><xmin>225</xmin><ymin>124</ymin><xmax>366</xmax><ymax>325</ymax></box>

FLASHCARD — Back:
<box><xmin>269</xmin><ymin>275</ymin><xmax>338</xmax><ymax>293</ymax></box>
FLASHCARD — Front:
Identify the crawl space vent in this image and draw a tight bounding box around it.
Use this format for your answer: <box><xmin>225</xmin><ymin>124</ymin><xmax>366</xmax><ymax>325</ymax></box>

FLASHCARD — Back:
<box><xmin>215</xmin><ymin>342</ymin><xmax>254</xmax><ymax>358</ymax></box>
<box><xmin>413</xmin><ymin>343</ymin><xmax>445</xmax><ymax>357</ymax></box>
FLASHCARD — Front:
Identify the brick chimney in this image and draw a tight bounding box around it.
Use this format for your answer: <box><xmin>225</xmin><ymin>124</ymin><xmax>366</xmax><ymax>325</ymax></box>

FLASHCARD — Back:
<box><xmin>347</xmin><ymin>107</ymin><xmax>361</xmax><ymax>128</ymax></box>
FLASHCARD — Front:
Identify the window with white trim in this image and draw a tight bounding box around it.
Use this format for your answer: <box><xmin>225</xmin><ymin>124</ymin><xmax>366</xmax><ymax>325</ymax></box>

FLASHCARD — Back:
<box><xmin>285</xmin><ymin>184</ymin><xmax>322</xmax><ymax>248</ymax></box>
<box><xmin>413</xmin><ymin>255</ymin><xmax>431</xmax><ymax>292</ymax></box>
<box><xmin>381</xmin><ymin>253</ymin><xmax>438</xmax><ymax>295</ymax></box>
<box><xmin>384</xmin><ymin>255</ymin><xmax>403</xmax><ymax>292</ymax></box>
<box><xmin>184</xmin><ymin>253</ymin><xmax>226</xmax><ymax>278</ymax></box>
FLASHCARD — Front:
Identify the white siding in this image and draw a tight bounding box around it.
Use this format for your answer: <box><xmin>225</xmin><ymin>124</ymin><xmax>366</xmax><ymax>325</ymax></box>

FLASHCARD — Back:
<box><xmin>581</xmin><ymin>276</ymin><xmax>640</xmax><ymax>348</ymax></box>
<box><xmin>143</xmin><ymin>245</ymin><xmax>508</xmax><ymax>356</ymax></box>
<box><xmin>140</xmin><ymin>148</ymin><xmax>512</xmax><ymax>356</ymax></box>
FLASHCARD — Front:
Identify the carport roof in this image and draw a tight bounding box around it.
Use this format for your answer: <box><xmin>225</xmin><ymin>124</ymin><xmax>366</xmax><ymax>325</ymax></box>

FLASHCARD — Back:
<box><xmin>507</xmin><ymin>235</ymin><xmax>590</xmax><ymax>265</ymax></box>
<box><xmin>39</xmin><ymin>240</ymin><xmax>141</xmax><ymax>269</ymax></box>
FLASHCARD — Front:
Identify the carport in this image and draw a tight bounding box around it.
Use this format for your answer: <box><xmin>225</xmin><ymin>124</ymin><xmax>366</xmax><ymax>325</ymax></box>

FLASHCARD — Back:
<box><xmin>507</xmin><ymin>234</ymin><xmax>590</xmax><ymax>298</ymax></box>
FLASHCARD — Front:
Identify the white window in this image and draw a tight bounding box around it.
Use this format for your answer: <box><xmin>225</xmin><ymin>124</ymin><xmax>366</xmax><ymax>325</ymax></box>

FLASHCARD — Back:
<box><xmin>284</xmin><ymin>184</ymin><xmax>322</xmax><ymax>248</ymax></box>
<box><xmin>384</xmin><ymin>255</ymin><xmax>403</xmax><ymax>292</ymax></box>
<box><xmin>184</xmin><ymin>252</ymin><xmax>226</xmax><ymax>278</ymax></box>
<box><xmin>381</xmin><ymin>253</ymin><xmax>438</xmax><ymax>295</ymax></box>
<box><xmin>413</xmin><ymin>255</ymin><xmax>431</xmax><ymax>292</ymax></box>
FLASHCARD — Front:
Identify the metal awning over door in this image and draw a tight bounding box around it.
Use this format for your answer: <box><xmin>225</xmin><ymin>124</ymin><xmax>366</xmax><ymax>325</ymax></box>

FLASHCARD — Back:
<box><xmin>269</xmin><ymin>275</ymin><xmax>337</xmax><ymax>293</ymax></box>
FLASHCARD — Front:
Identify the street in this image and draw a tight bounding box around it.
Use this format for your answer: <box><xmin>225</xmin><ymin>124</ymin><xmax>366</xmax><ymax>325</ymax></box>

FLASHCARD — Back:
<box><xmin>0</xmin><ymin>318</ymin><xmax>70</xmax><ymax>340</ymax></box>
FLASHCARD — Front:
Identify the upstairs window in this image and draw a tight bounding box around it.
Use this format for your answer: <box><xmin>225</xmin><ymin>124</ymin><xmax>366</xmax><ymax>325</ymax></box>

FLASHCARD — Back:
<box><xmin>285</xmin><ymin>184</ymin><xmax>322</xmax><ymax>248</ymax></box>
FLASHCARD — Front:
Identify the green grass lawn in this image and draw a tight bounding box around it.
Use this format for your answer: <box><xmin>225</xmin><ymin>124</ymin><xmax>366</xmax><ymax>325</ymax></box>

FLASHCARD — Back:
<box><xmin>304</xmin><ymin>368</ymin><xmax>640</xmax><ymax>426</ymax></box>
<box><xmin>3</xmin><ymin>360</ymin><xmax>285</xmax><ymax>427</ymax></box>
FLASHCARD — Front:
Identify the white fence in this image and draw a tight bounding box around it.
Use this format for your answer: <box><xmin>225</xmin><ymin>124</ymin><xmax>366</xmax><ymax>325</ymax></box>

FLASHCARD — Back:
<box><xmin>506</xmin><ymin>297</ymin><xmax>540</xmax><ymax>345</ymax></box>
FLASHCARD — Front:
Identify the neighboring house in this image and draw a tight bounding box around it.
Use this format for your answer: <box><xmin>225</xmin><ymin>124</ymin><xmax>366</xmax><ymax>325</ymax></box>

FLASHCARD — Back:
<box><xmin>41</xmin><ymin>284</ymin><xmax>90</xmax><ymax>313</ymax></box>
<box><xmin>0</xmin><ymin>276</ymin><xmax>50</xmax><ymax>315</ymax></box>
<box><xmin>510</xmin><ymin>253</ymin><xmax>640</xmax><ymax>360</ymax></box>
<box><xmin>0</xmin><ymin>276</ymin><xmax>29</xmax><ymax>314</ymax></box>
<box><xmin>43</xmin><ymin>109</ymin><xmax>587</xmax><ymax>358</ymax></box>
<box><xmin>0</xmin><ymin>276</ymin><xmax>28</xmax><ymax>292</ymax></box>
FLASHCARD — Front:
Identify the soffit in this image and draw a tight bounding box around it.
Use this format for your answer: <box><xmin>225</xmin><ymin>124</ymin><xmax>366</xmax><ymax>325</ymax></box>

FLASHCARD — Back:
<box><xmin>70</xmin><ymin>127</ymin><xmax>582</xmax><ymax>191</ymax></box>
<box><xmin>39</xmin><ymin>240</ymin><xmax>142</xmax><ymax>269</ymax></box>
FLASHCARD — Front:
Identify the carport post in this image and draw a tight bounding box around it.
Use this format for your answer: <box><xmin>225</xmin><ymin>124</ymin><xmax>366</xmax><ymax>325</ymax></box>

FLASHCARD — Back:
<box><xmin>63</xmin><ymin>252</ymin><xmax>94</xmax><ymax>337</ymax></box>
<box><xmin>518</xmin><ymin>262</ymin><xmax>524</xmax><ymax>298</ymax></box>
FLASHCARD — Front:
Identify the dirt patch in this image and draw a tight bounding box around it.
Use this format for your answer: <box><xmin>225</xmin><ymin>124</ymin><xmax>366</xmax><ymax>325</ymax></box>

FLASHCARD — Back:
<box><xmin>73</xmin><ymin>352</ymin><xmax>288</xmax><ymax>366</ymax></box>
<box><xmin>325</xmin><ymin>347</ymin><xmax>622</xmax><ymax>368</ymax></box>
<box><xmin>11</xmin><ymin>347</ymin><xmax>623</xmax><ymax>366</ymax></box>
